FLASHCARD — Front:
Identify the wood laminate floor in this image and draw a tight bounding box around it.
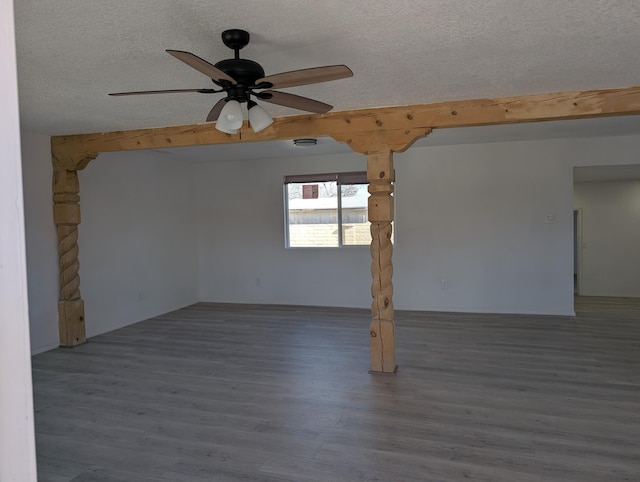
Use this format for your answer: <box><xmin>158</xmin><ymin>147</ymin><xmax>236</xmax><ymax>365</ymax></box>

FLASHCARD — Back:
<box><xmin>32</xmin><ymin>303</ymin><xmax>640</xmax><ymax>481</ymax></box>
<box><xmin>575</xmin><ymin>295</ymin><xmax>640</xmax><ymax>313</ymax></box>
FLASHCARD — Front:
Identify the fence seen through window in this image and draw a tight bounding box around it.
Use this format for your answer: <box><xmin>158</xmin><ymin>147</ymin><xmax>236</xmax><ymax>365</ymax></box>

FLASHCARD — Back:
<box><xmin>284</xmin><ymin>171</ymin><xmax>372</xmax><ymax>247</ymax></box>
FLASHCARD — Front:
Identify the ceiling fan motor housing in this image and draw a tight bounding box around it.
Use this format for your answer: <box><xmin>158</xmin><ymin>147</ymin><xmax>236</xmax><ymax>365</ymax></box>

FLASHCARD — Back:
<box><xmin>214</xmin><ymin>58</ymin><xmax>266</xmax><ymax>101</ymax></box>
<box><xmin>215</xmin><ymin>29</ymin><xmax>274</xmax><ymax>102</ymax></box>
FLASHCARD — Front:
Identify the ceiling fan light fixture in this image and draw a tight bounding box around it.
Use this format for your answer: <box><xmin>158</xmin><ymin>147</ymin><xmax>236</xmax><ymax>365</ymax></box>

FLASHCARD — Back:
<box><xmin>248</xmin><ymin>101</ymin><xmax>273</xmax><ymax>133</ymax></box>
<box><xmin>216</xmin><ymin>99</ymin><xmax>244</xmax><ymax>132</ymax></box>
<box><xmin>214</xmin><ymin>122</ymin><xmax>238</xmax><ymax>135</ymax></box>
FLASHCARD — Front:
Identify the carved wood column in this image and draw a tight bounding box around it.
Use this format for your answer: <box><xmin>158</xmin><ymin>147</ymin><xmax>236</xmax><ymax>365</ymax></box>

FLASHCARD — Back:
<box><xmin>367</xmin><ymin>151</ymin><xmax>397</xmax><ymax>373</ymax></box>
<box><xmin>53</xmin><ymin>169</ymin><xmax>85</xmax><ymax>346</ymax></box>
<box><xmin>51</xmin><ymin>152</ymin><xmax>96</xmax><ymax>347</ymax></box>
<box><xmin>332</xmin><ymin>128</ymin><xmax>431</xmax><ymax>374</ymax></box>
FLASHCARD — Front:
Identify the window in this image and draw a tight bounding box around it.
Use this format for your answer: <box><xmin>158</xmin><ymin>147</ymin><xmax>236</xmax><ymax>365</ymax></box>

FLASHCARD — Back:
<box><xmin>284</xmin><ymin>171</ymin><xmax>371</xmax><ymax>247</ymax></box>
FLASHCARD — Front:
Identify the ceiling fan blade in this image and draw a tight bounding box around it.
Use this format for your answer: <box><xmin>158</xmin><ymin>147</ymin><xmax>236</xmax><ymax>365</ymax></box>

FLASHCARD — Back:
<box><xmin>206</xmin><ymin>98</ymin><xmax>227</xmax><ymax>122</ymax></box>
<box><xmin>166</xmin><ymin>50</ymin><xmax>237</xmax><ymax>85</ymax></box>
<box><xmin>109</xmin><ymin>88</ymin><xmax>214</xmax><ymax>96</ymax></box>
<box><xmin>257</xmin><ymin>65</ymin><xmax>352</xmax><ymax>89</ymax></box>
<box><xmin>259</xmin><ymin>90</ymin><xmax>332</xmax><ymax>114</ymax></box>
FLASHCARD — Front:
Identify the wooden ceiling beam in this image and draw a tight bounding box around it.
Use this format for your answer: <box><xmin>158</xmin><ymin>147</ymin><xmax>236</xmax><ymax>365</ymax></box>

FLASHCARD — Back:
<box><xmin>51</xmin><ymin>85</ymin><xmax>640</xmax><ymax>166</ymax></box>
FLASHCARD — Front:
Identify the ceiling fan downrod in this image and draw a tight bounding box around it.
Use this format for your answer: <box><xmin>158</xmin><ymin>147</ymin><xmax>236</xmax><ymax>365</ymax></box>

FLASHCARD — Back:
<box><xmin>214</xmin><ymin>29</ymin><xmax>268</xmax><ymax>99</ymax></box>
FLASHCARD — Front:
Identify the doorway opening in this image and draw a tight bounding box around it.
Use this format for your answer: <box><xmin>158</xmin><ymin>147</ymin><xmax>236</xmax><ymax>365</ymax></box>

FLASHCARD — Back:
<box><xmin>573</xmin><ymin>209</ymin><xmax>582</xmax><ymax>295</ymax></box>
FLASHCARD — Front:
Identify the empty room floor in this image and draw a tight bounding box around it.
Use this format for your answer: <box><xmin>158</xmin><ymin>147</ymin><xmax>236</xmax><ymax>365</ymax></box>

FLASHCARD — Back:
<box><xmin>32</xmin><ymin>302</ymin><xmax>640</xmax><ymax>481</ymax></box>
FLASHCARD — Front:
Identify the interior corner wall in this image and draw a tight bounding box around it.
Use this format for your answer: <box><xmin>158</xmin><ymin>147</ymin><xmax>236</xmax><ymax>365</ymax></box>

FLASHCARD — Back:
<box><xmin>78</xmin><ymin>150</ymin><xmax>199</xmax><ymax>338</ymax></box>
<box><xmin>574</xmin><ymin>180</ymin><xmax>640</xmax><ymax>297</ymax></box>
<box><xmin>21</xmin><ymin>129</ymin><xmax>60</xmax><ymax>354</ymax></box>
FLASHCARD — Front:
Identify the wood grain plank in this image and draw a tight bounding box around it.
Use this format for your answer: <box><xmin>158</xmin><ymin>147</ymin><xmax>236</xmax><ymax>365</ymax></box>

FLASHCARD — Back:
<box><xmin>50</xmin><ymin>85</ymin><xmax>640</xmax><ymax>161</ymax></box>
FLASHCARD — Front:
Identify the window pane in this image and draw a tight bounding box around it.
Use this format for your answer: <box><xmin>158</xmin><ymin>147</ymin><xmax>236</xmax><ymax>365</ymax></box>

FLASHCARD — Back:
<box><xmin>287</xmin><ymin>182</ymin><xmax>339</xmax><ymax>247</ymax></box>
<box><xmin>341</xmin><ymin>183</ymin><xmax>371</xmax><ymax>246</ymax></box>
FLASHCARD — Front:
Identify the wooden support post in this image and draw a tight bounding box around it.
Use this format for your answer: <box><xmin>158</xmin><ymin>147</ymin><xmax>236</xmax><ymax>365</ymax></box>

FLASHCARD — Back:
<box><xmin>367</xmin><ymin>151</ymin><xmax>397</xmax><ymax>374</ymax></box>
<box><xmin>53</xmin><ymin>168</ymin><xmax>85</xmax><ymax>346</ymax></box>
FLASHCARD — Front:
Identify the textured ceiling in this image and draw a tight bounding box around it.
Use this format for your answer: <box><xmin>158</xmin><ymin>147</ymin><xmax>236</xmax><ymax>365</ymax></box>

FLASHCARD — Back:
<box><xmin>14</xmin><ymin>0</ymin><xmax>640</xmax><ymax>139</ymax></box>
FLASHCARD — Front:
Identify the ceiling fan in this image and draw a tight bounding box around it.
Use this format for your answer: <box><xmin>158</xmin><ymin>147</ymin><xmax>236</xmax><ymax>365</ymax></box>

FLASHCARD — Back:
<box><xmin>109</xmin><ymin>29</ymin><xmax>353</xmax><ymax>133</ymax></box>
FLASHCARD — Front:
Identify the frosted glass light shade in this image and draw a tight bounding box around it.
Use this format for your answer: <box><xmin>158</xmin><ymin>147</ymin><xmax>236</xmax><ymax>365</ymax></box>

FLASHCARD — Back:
<box><xmin>214</xmin><ymin>122</ymin><xmax>237</xmax><ymax>135</ymax></box>
<box><xmin>215</xmin><ymin>100</ymin><xmax>243</xmax><ymax>133</ymax></box>
<box><xmin>248</xmin><ymin>103</ymin><xmax>273</xmax><ymax>132</ymax></box>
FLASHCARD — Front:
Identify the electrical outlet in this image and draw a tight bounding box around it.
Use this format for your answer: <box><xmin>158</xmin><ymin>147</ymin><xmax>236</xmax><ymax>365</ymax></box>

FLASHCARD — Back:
<box><xmin>441</xmin><ymin>279</ymin><xmax>448</xmax><ymax>290</ymax></box>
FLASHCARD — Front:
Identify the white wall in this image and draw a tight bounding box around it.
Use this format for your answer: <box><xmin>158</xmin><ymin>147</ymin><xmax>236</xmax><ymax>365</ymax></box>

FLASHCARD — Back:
<box><xmin>21</xmin><ymin>130</ymin><xmax>59</xmax><ymax>353</ymax></box>
<box><xmin>574</xmin><ymin>180</ymin><xmax>640</xmax><ymax>297</ymax></box>
<box><xmin>393</xmin><ymin>141</ymin><xmax>574</xmax><ymax>314</ymax></box>
<box><xmin>571</xmin><ymin>135</ymin><xmax>640</xmax><ymax>168</ymax></box>
<box><xmin>196</xmin><ymin>152</ymin><xmax>373</xmax><ymax>308</ymax></box>
<box><xmin>0</xmin><ymin>0</ymin><xmax>38</xmax><ymax>476</ymax></box>
<box><xmin>79</xmin><ymin>150</ymin><xmax>200</xmax><ymax>337</ymax></box>
<box><xmin>196</xmin><ymin>134</ymin><xmax>640</xmax><ymax>316</ymax></box>
<box><xmin>196</xmin><ymin>139</ymin><xmax>575</xmax><ymax>314</ymax></box>
<box><xmin>21</xmin><ymin>139</ymin><xmax>201</xmax><ymax>350</ymax></box>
